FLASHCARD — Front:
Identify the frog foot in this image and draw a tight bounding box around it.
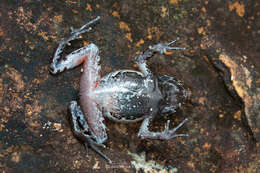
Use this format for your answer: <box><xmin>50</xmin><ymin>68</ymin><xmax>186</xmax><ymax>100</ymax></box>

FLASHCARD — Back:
<box><xmin>149</xmin><ymin>37</ymin><xmax>186</xmax><ymax>54</ymax></box>
<box><xmin>138</xmin><ymin>117</ymin><xmax>188</xmax><ymax>140</ymax></box>
<box><xmin>70</xmin><ymin>16</ymin><xmax>100</xmax><ymax>36</ymax></box>
<box><xmin>162</xmin><ymin>118</ymin><xmax>189</xmax><ymax>139</ymax></box>
<box><xmin>83</xmin><ymin>135</ymin><xmax>112</xmax><ymax>163</ymax></box>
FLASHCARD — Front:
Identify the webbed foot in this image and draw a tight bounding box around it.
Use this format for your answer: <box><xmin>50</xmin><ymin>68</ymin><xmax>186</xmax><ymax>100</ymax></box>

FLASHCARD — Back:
<box><xmin>149</xmin><ymin>37</ymin><xmax>185</xmax><ymax>54</ymax></box>
<box><xmin>69</xmin><ymin>101</ymin><xmax>111</xmax><ymax>163</ymax></box>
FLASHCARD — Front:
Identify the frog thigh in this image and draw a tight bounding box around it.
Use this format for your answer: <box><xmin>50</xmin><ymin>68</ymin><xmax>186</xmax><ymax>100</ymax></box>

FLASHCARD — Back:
<box><xmin>82</xmin><ymin>100</ymin><xmax>107</xmax><ymax>144</ymax></box>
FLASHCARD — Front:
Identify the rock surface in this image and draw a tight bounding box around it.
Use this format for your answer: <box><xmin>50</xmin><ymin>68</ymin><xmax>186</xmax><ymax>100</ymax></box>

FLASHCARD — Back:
<box><xmin>0</xmin><ymin>0</ymin><xmax>259</xmax><ymax>172</ymax></box>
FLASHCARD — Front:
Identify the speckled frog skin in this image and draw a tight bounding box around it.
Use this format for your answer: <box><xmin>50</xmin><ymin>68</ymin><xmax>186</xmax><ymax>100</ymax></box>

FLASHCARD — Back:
<box><xmin>50</xmin><ymin>16</ymin><xmax>189</xmax><ymax>162</ymax></box>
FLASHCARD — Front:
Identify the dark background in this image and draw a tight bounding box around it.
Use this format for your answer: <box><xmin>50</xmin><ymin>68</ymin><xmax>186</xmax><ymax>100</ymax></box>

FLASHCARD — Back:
<box><xmin>0</xmin><ymin>0</ymin><xmax>259</xmax><ymax>172</ymax></box>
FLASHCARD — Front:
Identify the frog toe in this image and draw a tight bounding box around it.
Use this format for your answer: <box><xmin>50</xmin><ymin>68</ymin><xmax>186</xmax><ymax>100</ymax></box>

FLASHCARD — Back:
<box><xmin>81</xmin><ymin>135</ymin><xmax>111</xmax><ymax>163</ymax></box>
<box><xmin>163</xmin><ymin>118</ymin><xmax>189</xmax><ymax>139</ymax></box>
<box><xmin>149</xmin><ymin>38</ymin><xmax>185</xmax><ymax>54</ymax></box>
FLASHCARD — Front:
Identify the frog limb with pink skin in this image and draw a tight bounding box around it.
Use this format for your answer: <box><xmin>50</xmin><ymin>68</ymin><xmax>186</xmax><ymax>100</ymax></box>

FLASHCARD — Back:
<box><xmin>50</xmin><ymin>16</ymin><xmax>189</xmax><ymax>163</ymax></box>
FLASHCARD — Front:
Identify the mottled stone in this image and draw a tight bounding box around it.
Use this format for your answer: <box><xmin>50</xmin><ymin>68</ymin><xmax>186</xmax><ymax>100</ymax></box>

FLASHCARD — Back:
<box><xmin>218</xmin><ymin>53</ymin><xmax>260</xmax><ymax>140</ymax></box>
<box><xmin>0</xmin><ymin>0</ymin><xmax>259</xmax><ymax>172</ymax></box>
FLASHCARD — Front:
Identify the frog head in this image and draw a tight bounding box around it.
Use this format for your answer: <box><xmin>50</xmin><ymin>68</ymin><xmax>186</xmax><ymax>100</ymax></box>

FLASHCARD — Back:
<box><xmin>157</xmin><ymin>74</ymin><xmax>189</xmax><ymax>116</ymax></box>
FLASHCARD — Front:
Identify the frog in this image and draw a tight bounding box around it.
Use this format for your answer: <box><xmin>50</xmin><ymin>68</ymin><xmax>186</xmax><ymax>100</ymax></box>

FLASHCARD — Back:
<box><xmin>50</xmin><ymin>16</ymin><xmax>189</xmax><ymax>163</ymax></box>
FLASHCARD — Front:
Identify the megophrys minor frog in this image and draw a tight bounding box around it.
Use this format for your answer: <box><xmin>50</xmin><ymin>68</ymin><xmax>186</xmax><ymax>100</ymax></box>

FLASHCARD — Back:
<box><xmin>50</xmin><ymin>16</ymin><xmax>190</xmax><ymax>163</ymax></box>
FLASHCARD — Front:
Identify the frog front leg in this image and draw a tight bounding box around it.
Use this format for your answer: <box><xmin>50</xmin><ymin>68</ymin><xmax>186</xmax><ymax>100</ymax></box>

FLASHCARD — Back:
<box><xmin>138</xmin><ymin>116</ymin><xmax>189</xmax><ymax>140</ymax></box>
<box><xmin>134</xmin><ymin>37</ymin><xmax>185</xmax><ymax>77</ymax></box>
<box><xmin>135</xmin><ymin>39</ymin><xmax>188</xmax><ymax>140</ymax></box>
<box><xmin>69</xmin><ymin>101</ymin><xmax>111</xmax><ymax>163</ymax></box>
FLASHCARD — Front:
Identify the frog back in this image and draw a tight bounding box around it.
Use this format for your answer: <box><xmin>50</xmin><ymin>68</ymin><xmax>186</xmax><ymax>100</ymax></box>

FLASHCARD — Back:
<box><xmin>93</xmin><ymin>70</ymin><xmax>153</xmax><ymax>122</ymax></box>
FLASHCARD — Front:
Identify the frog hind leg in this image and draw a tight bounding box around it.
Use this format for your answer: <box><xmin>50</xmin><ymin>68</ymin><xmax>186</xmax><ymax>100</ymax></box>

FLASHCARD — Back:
<box><xmin>69</xmin><ymin>101</ymin><xmax>111</xmax><ymax>163</ymax></box>
<box><xmin>138</xmin><ymin>115</ymin><xmax>189</xmax><ymax>140</ymax></box>
<box><xmin>49</xmin><ymin>43</ymin><xmax>100</xmax><ymax>74</ymax></box>
<box><xmin>50</xmin><ymin>16</ymin><xmax>100</xmax><ymax>74</ymax></box>
<box><xmin>77</xmin><ymin>44</ymin><xmax>109</xmax><ymax>147</ymax></box>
